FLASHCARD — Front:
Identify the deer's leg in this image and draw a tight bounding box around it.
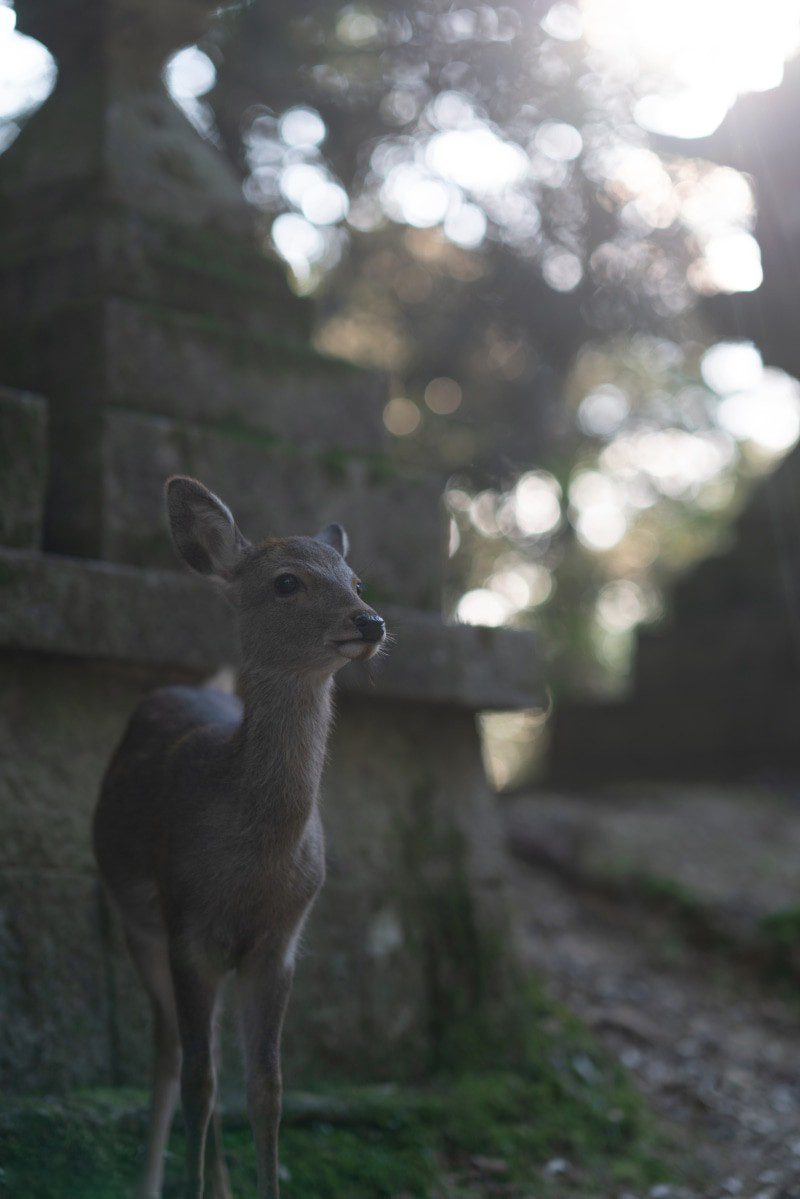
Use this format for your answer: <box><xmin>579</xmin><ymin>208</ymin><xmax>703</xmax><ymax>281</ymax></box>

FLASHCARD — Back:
<box><xmin>204</xmin><ymin>999</ymin><xmax>233</xmax><ymax>1199</ymax></box>
<box><xmin>205</xmin><ymin>1105</ymin><xmax>232</xmax><ymax>1199</ymax></box>
<box><xmin>124</xmin><ymin>927</ymin><xmax>182</xmax><ymax>1199</ymax></box>
<box><xmin>169</xmin><ymin>950</ymin><xmax>225</xmax><ymax>1199</ymax></box>
<box><xmin>237</xmin><ymin>950</ymin><xmax>294</xmax><ymax>1199</ymax></box>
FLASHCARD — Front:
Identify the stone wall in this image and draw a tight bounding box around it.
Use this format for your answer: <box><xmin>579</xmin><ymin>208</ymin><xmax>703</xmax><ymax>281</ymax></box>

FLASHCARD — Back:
<box><xmin>548</xmin><ymin>447</ymin><xmax>800</xmax><ymax>780</ymax></box>
<box><xmin>0</xmin><ymin>0</ymin><xmax>541</xmax><ymax>1096</ymax></box>
<box><xmin>0</xmin><ymin>378</ymin><xmax>540</xmax><ymax>1095</ymax></box>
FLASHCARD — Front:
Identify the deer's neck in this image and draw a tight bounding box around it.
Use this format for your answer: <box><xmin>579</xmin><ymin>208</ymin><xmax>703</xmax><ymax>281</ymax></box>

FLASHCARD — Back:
<box><xmin>233</xmin><ymin>667</ymin><xmax>334</xmax><ymax>844</ymax></box>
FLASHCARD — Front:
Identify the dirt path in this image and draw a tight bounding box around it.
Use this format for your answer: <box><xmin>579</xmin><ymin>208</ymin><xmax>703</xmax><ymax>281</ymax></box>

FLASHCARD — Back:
<box><xmin>502</xmin><ymin>789</ymin><xmax>800</xmax><ymax>1199</ymax></box>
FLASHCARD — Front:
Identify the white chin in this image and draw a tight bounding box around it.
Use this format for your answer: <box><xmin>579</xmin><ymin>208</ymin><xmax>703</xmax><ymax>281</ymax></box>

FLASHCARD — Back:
<box><xmin>334</xmin><ymin>640</ymin><xmax>380</xmax><ymax>662</ymax></box>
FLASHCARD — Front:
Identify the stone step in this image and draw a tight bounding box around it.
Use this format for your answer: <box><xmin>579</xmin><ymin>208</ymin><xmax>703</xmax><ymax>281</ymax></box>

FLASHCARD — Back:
<box><xmin>1</xmin><ymin>297</ymin><xmax>388</xmax><ymax>455</ymax></box>
<box><xmin>0</xmin><ymin>202</ymin><xmax>310</xmax><ymax>344</ymax></box>
<box><xmin>100</xmin><ymin>407</ymin><xmax>442</xmax><ymax>610</ymax></box>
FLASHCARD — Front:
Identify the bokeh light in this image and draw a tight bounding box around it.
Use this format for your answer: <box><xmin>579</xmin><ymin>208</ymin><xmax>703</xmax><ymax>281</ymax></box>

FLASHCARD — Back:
<box><xmin>383</xmin><ymin>397</ymin><xmax>421</xmax><ymax>436</ymax></box>
<box><xmin>279</xmin><ymin>107</ymin><xmax>326</xmax><ymax>148</ymax></box>
<box><xmin>424</xmin><ymin>378</ymin><xmax>463</xmax><ymax>415</ymax></box>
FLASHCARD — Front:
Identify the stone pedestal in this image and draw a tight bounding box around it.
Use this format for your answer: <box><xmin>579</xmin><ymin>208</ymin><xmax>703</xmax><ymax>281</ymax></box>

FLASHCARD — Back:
<box><xmin>0</xmin><ymin>0</ymin><xmax>541</xmax><ymax>1092</ymax></box>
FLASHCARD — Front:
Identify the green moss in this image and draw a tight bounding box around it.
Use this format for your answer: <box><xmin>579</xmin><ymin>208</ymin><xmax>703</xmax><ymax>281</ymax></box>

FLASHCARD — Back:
<box><xmin>759</xmin><ymin>904</ymin><xmax>800</xmax><ymax>947</ymax></box>
<box><xmin>616</xmin><ymin>869</ymin><xmax>707</xmax><ymax>917</ymax></box>
<box><xmin>756</xmin><ymin>905</ymin><xmax>800</xmax><ymax>993</ymax></box>
<box><xmin>0</xmin><ymin>1091</ymin><xmax>145</xmax><ymax>1199</ymax></box>
<box><xmin>0</xmin><ymin>1030</ymin><xmax>673</xmax><ymax>1199</ymax></box>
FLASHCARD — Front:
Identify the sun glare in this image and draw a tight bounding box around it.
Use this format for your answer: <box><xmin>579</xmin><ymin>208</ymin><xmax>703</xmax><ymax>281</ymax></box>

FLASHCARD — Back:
<box><xmin>581</xmin><ymin>0</ymin><xmax>800</xmax><ymax>137</ymax></box>
<box><xmin>0</xmin><ymin>4</ymin><xmax>55</xmax><ymax>143</ymax></box>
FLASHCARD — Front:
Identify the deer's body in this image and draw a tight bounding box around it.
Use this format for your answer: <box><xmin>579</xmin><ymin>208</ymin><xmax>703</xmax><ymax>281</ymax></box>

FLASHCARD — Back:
<box><xmin>93</xmin><ymin>477</ymin><xmax>385</xmax><ymax>1199</ymax></box>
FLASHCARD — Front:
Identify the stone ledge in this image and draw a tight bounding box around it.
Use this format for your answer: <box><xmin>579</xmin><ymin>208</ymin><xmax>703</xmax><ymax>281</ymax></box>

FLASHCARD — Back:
<box><xmin>0</xmin><ymin>550</ymin><xmax>542</xmax><ymax>712</ymax></box>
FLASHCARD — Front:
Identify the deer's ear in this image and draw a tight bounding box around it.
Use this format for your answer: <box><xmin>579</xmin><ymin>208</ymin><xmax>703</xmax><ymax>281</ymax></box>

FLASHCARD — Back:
<box><xmin>315</xmin><ymin>523</ymin><xmax>349</xmax><ymax>559</ymax></box>
<box><xmin>166</xmin><ymin>476</ymin><xmax>250</xmax><ymax>579</ymax></box>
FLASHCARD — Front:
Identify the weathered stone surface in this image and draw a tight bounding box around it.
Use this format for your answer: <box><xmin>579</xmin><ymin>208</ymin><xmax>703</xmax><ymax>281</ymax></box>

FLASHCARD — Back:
<box><xmin>0</xmin><ymin>0</ymin><xmax>535</xmax><ymax>1105</ymax></box>
<box><xmin>0</xmin><ymin>204</ymin><xmax>308</xmax><ymax>343</ymax></box>
<box><xmin>103</xmin><ymin>299</ymin><xmax>388</xmax><ymax>451</ymax></box>
<box><xmin>0</xmin><ymin>653</ymin><xmax>155</xmax><ymax>872</ymax></box>
<box><xmin>0</xmin><ymin>870</ymin><xmax>110</xmax><ymax>1092</ymax></box>
<box><xmin>104</xmin><ymin>693</ymin><xmax>514</xmax><ymax>1088</ymax></box>
<box><xmin>344</xmin><ymin>609</ymin><xmax>542</xmax><ymax>711</ymax></box>
<box><xmin>0</xmin><ymin>550</ymin><xmax>236</xmax><ymax>676</ymax></box>
<box><xmin>0</xmin><ymin>301</ymin><xmax>387</xmax><ymax>456</ymax></box>
<box><xmin>0</xmin><ymin>388</ymin><xmax>47</xmax><ymax>549</ymax></box>
<box><xmin>0</xmin><ymin>550</ymin><xmax>543</xmax><ymax>712</ymax></box>
<box><xmin>0</xmin><ymin>653</ymin><xmax>517</xmax><ymax>1092</ymax></box>
<box><xmin>284</xmin><ymin>695</ymin><xmax>512</xmax><ymax>1081</ymax></box>
<box><xmin>8</xmin><ymin>0</ymin><xmax>250</xmax><ymax>236</ymax></box>
<box><xmin>101</xmin><ymin>408</ymin><xmax>442</xmax><ymax>608</ymax></box>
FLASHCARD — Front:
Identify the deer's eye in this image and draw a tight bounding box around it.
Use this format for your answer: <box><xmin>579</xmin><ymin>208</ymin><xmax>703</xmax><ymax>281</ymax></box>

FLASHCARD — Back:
<box><xmin>274</xmin><ymin>573</ymin><xmax>300</xmax><ymax>596</ymax></box>
<box><xmin>355</xmin><ymin>580</ymin><xmax>364</xmax><ymax>596</ymax></box>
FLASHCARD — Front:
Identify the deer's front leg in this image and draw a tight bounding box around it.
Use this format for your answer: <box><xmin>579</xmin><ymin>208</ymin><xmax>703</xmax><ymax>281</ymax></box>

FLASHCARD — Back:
<box><xmin>237</xmin><ymin>949</ymin><xmax>295</xmax><ymax>1199</ymax></box>
<box><xmin>169</xmin><ymin>950</ymin><xmax>225</xmax><ymax>1199</ymax></box>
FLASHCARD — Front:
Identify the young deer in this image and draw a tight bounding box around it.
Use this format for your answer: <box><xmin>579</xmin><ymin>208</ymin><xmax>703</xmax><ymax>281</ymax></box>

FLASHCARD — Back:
<box><xmin>93</xmin><ymin>476</ymin><xmax>386</xmax><ymax>1199</ymax></box>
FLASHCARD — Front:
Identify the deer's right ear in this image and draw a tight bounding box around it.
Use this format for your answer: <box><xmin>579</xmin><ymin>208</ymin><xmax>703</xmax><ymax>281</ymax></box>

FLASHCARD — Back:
<box><xmin>166</xmin><ymin>476</ymin><xmax>250</xmax><ymax>579</ymax></box>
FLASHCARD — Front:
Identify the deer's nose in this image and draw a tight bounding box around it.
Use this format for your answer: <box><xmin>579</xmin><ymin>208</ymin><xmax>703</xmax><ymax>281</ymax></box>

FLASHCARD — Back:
<box><xmin>352</xmin><ymin>613</ymin><xmax>385</xmax><ymax>643</ymax></box>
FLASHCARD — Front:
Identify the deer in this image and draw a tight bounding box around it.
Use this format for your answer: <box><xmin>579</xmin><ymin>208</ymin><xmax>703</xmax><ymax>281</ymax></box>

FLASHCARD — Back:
<box><xmin>92</xmin><ymin>475</ymin><xmax>386</xmax><ymax>1199</ymax></box>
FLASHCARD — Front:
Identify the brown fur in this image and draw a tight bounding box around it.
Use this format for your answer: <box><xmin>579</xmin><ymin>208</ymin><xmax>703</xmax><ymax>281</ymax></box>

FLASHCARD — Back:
<box><xmin>93</xmin><ymin>477</ymin><xmax>385</xmax><ymax>1199</ymax></box>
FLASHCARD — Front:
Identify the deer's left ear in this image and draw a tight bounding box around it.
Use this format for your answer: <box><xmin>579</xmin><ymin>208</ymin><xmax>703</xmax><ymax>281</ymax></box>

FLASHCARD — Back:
<box><xmin>315</xmin><ymin>523</ymin><xmax>349</xmax><ymax>559</ymax></box>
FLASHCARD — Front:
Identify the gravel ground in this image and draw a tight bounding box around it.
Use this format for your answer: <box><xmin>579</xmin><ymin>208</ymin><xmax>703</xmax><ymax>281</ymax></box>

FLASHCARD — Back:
<box><xmin>502</xmin><ymin>789</ymin><xmax>800</xmax><ymax>1199</ymax></box>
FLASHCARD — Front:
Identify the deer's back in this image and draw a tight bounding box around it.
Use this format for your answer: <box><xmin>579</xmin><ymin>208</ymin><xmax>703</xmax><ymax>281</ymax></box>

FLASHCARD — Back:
<box><xmin>93</xmin><ymin>685</ymin><xmax>243</xmax><ymax>925</ymax></box>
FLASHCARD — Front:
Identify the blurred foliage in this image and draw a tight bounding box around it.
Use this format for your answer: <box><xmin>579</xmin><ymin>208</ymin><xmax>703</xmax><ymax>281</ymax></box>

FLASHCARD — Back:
<box><xmin>186</xmin><ymin>1</ymin><xmax>797</xmax><ymax>709</ymax></box>
<box><xmin>5</xmin><ymin>0</ymin><xmax>791</xmax><ymax>702</ymax></box>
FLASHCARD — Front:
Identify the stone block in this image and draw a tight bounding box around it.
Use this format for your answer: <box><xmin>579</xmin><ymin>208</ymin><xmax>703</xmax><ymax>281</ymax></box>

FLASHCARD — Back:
<box><xmin>0</xmin><ymin>203</ymin><xmax>309</xmax><ymax>342</ymax></box>
<box><xmin>101</xmin><ymin>408</ymin><xmax>443</xmax><ymax>609</ymax></box>
<box><xmin>0</xmin><ymin>551</ymin><xmax>542</xmax><ymax>712</ymax></box>
<box><xmin>0</xmin><ymin>299</ymin><xmax>386</xmax><ymax>455</ymax></box>
<box><xmin>283</xmin><ymin>694</ymin><xmax>512</xmax><ymax>1081</ymax></box>
<box><xmin>103</xmin><ymin>298</ymin><xmax>388</xmax><ymax>453</ymax></box>
<box><xmin>0</xmin><ymin>653</ymin><xmax>518</xmax><ymax>1091</ymax></box>
<box><xmin>0</xmin><ymin>551</ymin><xmax>236</xmax><ymax>679</ymax></box>
<box><xmin>0</xmin><ymin>653</ymin><xmax>157</xmax><ymax>873</ymax></box>
<box><xmin>0</xmin><ymin>869</ymin><xmax>110</xmax><ymax>1093</ymax></box>
<box><xmin>0</xmin><ymin>388</ymin><xmax>47</xmax><ymax>549</ymax></box>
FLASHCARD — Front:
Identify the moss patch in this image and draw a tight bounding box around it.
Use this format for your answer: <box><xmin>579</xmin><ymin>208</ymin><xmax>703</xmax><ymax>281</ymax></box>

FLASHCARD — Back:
<box><xmin>0</xmin><ymin>980</ymin><xmax>678</xmax><ymax>1198</ymax></box>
